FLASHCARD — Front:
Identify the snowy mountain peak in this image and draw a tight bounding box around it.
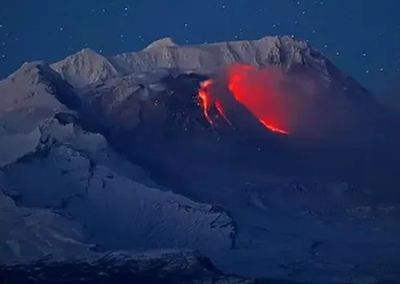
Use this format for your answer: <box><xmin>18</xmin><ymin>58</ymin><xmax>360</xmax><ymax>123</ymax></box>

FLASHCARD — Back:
<box><xmin>51</xmin><ymin>48</ymin><xmax>120</xmax><ymax>88</ymax></box>
<box><xmin>144</xmin><ymin>37</ymin><xmax>178</xmax><ymax>50</ymax></box>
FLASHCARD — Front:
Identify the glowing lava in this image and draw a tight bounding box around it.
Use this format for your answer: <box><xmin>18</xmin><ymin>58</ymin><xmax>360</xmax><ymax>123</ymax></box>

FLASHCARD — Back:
<box><xmin>198</xmin><ymin>79</ymin><xmax>214</xmax><ymax>125</ymax></box>
<box><xmin>197</xmin><ymin>64</ymin><xmax>289</xmax><ymax>135</ymax></box>
<box><xmin>197</xmin><ymin>79</ymin><xmax>232</xmax><ymax>126</ymax></box>
<box><xmin>227</xmin><ymin>64</ymin><xmax>289</xmax><ymax>135</ymax></box>
<box><xmin>215</xmin><ymin>99</ymin><xmax>232</xmax><ymax>126</ymax></box>
<box><xmin>260</xmin><ymin>120</ymin><xmax>288</xmax><ymax>135</ymax></box>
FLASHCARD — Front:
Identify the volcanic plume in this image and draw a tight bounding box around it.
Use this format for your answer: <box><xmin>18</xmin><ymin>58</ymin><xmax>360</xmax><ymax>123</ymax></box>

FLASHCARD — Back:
<box><xmin>197</xmin><ymin>64</ymin><xmax>290</xmax><ymax>135</ymax></box>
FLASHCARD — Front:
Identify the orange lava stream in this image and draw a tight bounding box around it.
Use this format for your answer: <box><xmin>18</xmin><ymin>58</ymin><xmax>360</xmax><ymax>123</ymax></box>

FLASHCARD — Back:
<box><xmin>260</xmin><ymin>119</ymin><xmax>288</xmax><ymax>135</ymax></box>
<box><xmin>198</xmin><ymin>79</ymin><xmax>232</xmax><ymax>126</ymax></box>
<box><xmin>198</xmin><ymin>80</ymin><xmax>214</xmax><ymax>125</ymax></box>
<box><xmin>215</xmin><ymin>99</ymin><xmax>232</xmax><ymax>126</ymax></box>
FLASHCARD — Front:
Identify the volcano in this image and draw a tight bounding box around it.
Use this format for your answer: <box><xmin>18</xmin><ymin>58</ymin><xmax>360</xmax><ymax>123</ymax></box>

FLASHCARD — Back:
<box><xmin>1</xmin><ymin>36</ymin><xmax>400</xmax><ymax>283</ymax></box>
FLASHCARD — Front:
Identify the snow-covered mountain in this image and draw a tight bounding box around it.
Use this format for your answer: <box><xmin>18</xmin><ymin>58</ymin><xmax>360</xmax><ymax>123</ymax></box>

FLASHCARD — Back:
<box><xmin>0</xmin><ymin>61</ymin><xmax>236</xmax><ymax>261</ymax></box>
<box><xmin>1</xmin><ymin>36</ymin><xmax>400</xmax><ymax>283</ymax></box>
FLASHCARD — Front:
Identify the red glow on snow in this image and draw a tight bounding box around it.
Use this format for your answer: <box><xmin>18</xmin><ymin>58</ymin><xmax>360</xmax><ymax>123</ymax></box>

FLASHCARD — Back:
<box><xmin>227</xmin><ymin>64</ymin><xmax>289</xmax><ymax>135</ymax></box>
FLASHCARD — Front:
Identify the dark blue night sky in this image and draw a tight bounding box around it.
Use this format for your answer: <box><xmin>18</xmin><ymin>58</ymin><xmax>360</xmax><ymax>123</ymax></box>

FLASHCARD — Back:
<box><xmin>0</xmin><ymin>0</ymin><xmax>399</xmax><ymax>94</ymax></box>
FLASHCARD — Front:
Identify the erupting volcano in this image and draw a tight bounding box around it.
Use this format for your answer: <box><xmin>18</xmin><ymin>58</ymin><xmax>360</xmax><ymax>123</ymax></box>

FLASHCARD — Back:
<box><xmin>197</xmin><ymin>64</ymin><xmax>289</xmax><ymax>135</ymax></box>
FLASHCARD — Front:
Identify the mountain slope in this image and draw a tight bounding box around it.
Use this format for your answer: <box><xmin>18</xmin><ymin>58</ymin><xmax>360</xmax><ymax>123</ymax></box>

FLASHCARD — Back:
<box><xmin>0</xmin><ymin>186</ymin><xmax>91</xmax><ymax>264</ymax></box>
<box><xmin>51</xmin><ymin>48</ymin><xmax>120</xmax><ymax>88</ymax></box>
<box><xmin>0</xmin><ymin>61</ymin><xmax>79</xmax><ymax>166</ymax></box>
<box><xmin>0</xmin><ymin>62</ymin><xmax>236</xmax><ymax>262</ymax></box>
<box><xmin>0</xmin><ymin>250</ymin><xmax>305</xmax><ymax>284</ymax></box>
<box><xmin>1</xmin><ymin>117</ymin><xmax>236</xmax><ymax>252</ymax></box>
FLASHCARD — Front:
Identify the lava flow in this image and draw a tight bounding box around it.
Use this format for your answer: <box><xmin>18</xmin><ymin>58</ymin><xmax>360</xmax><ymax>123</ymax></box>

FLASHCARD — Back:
<box><xmin>198</xmin><ymin>79</ymin><xmax>214</xmax><ymax>125</ymax></box>
<box><xmin>197</xmin><ymin>64</ymin><xmax>289</xmax><ymax>135</ymax></box>
<box><xmin>260</xmin><ymin>120</ymin><xmax>288</xmax><ymax>135</ymax></box>
<box><xmin>227</xmin><ymin>64</ymin><xmax>289</xmax><ymax>135</ymax></box>
<box><xmin>197</xmin><ymin>79</ymin><xmax>232</xmax><ymax>126</ymax></box>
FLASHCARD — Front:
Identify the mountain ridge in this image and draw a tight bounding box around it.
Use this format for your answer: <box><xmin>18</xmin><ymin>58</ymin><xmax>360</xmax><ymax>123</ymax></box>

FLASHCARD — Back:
<box><xmin>49</xmin><ymin>36</ymin><xmax>348</xmax><ymax>91</ymax></box>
